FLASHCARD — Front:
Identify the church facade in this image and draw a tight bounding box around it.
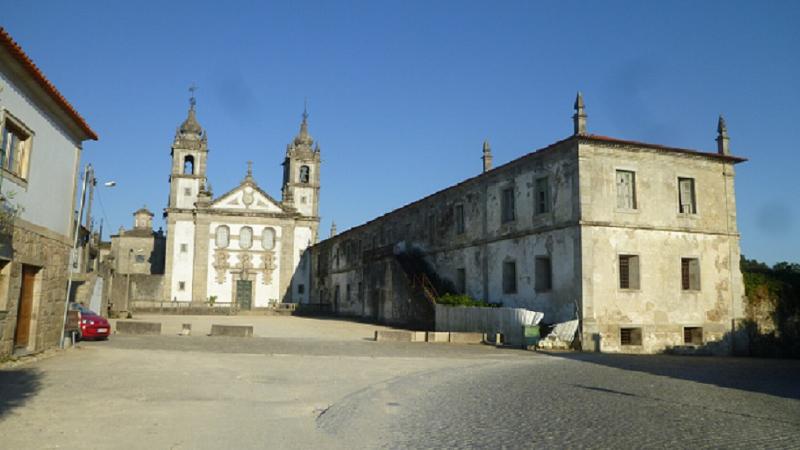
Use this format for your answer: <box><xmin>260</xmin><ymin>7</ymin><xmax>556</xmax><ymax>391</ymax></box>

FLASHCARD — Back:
<box><xmin>162</xmin><ymin>100</ymin><xmax>320</xmax><ymax>308</ymax></box>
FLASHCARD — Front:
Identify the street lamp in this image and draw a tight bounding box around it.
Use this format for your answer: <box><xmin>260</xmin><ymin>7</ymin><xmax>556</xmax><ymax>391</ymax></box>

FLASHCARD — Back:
<box><xmin>60</xmin><ymin>164</ymin><xmax>116</xmax><ymax>348</ymax></box>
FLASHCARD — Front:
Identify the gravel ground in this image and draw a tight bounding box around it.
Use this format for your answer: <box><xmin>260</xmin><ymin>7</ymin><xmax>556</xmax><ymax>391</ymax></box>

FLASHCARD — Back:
<box><xmin>1</xmin><ymin>316</ymin><xmax>798</xmax><ymax>449</ymax></box>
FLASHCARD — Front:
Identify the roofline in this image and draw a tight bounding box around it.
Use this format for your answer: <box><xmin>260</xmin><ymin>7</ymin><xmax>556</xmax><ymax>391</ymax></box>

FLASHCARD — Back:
<box><xmin>316</xmin><ymin>132</ymin><xmax>747</xmax><ymax>246</ymax></box>
<box><xmin>582</xmin><ymin>134</ymin><xmax>747</xmax><ymax>163</ymax></box>
<box><xmin>316</xmin><ymin>134</ymin><xmax>577</xmax><ymax>244</ymax></box>
<box><xmin>0</xmin><ymin>27</ymin><xmax>98</xmax><ymax>141</ymax></box>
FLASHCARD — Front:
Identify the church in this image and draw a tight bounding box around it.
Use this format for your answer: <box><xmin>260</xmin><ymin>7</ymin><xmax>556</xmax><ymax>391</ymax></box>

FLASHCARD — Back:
<box><xmin>162</xmin><ymin>97</ymin><xmax>321</xmax><ymax>308</ymax></box>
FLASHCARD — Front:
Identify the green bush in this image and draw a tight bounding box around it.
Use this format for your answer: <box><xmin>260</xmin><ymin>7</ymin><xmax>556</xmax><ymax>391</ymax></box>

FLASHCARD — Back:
<box><xmin>436</xmin><ymin>293</ymin><xmax>493</xmax><ymax>307</ymax></box>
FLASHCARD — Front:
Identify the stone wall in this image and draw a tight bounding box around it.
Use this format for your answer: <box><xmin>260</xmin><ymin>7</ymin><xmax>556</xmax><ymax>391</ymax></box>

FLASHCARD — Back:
<box><xmin>310</xmin><ymin>138</ymin><xmax>580</xmax><ymax>328</ymax></box>
<box><xmin>0</xmin><ymin>220</ymin><xmax>71</xmax><ymax>358</ymax></box>
<box><xmin>107</xmin><ymin>273</ymin><xmax>164</xmax><ymax>314</ymax></box>
<box><xmin>577</xmin><ymin>138</ymin><xmax>745</xmax><ymax>354</ymax></box>
<box><xmin>310</xmin><ymin>133</ymin><xmax>746</xmax><ymax>354</ymax></box>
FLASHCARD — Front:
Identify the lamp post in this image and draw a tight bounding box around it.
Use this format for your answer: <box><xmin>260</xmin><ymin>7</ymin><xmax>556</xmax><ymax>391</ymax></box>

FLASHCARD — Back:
<box><xmin>60</xmin><ymin>165</ymin><xmax>116</xmax><ymax>348</ymax></box>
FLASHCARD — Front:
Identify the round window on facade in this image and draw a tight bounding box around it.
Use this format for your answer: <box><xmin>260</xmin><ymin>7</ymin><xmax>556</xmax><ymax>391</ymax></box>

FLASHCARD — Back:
<box><xmin>239</xmin><ymin>226</ymin><xmax>253</xmax><ymax>249</ymax></box>
<box><xmin>262</xmin><ymin>227</ymin><xmax>276</xmax><ymax>250</ymax></box>
<box><xmin>215</xmin><ymin>225</ymin><xmax>230</xmax><ymax>248</ymax></box>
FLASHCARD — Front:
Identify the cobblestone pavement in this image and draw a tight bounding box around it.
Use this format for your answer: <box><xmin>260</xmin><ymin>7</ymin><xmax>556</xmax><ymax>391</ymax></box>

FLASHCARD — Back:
<box><xmin>319</xmin><ymin>352</ymin><xmax>800</xmax><ymax>449</ymax></box>
<box><xmin>1</xmin><ymin>321</ymin><xmax>799</xmax><ymax>449</ymax></box>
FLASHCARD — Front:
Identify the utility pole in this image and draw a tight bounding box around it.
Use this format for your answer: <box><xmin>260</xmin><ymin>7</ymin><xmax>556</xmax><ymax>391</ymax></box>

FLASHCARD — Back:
<box><xmin>60</xmin><ymin>164</ymin><xmax>92</xmax><ymax>348</ymax></box>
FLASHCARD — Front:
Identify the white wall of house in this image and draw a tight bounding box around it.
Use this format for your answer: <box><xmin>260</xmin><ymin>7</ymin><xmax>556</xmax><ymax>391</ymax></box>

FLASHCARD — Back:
<box><xmin>0</xmin><ymin>71</ymin><xmax>80</xmax><ymax>237</ymax></box>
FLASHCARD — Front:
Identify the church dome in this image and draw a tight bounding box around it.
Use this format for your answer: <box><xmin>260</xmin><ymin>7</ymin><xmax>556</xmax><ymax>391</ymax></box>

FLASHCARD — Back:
<box><xmin>179</xmin><ymin>106</ymin><xmax>203</xmax><ymax>137</ymax></box>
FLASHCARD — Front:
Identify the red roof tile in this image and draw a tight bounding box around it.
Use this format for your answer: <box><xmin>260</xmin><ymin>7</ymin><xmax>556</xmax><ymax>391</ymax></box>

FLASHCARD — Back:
<box><xmin>0</xmin><ymin>27</ymin><xmax>98</xmax><ymax>141</ymax></box>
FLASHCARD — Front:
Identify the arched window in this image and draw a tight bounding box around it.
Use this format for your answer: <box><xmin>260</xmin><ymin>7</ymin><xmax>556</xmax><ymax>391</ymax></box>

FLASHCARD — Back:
<box><xmin>215</xmin><ymin>225</ymin><xmax>229</xmax><ymax>248</ymax></box>
<box><xmin>299</xmin><ymin>165</ymin><xmax>310</xmax><ymax>183</ymax></box>
<box><xmin>239</xmin><ymin>226</ymin><xmax>253</xmax><ymax>249</ymax></box>
<box><xmin>183</xmin><ymin>155</ymin><xmax>195</xmax><ymax>175</ymax></box>
<box><xmin>262</xmin><ymin>227</ymin><xmax>276</xmax><ymax>250</ymax></box>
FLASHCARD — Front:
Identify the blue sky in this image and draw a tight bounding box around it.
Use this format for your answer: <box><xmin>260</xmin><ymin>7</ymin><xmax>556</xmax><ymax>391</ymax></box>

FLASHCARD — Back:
<box><xmin>4</xmin><ymin>1</ymin><xmax>799</xmax><ymax>264</ymax></box>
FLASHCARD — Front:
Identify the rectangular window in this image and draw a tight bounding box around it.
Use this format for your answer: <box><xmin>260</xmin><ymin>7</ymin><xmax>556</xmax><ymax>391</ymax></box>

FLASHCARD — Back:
<box><xmin>184</xmin><ymin>187</ymin><xmax>191</xmax><ymax>196</ymax></box>
<box><xmin>135</xmin><ymin>254</ymin><xmax>146</xmax><ymax>263</ymax></box>
<box><xmin>681</xmin><ymin>258</ymin><xmax>700</xmax><ymax>291</ymax></box>
<box><xmin>501</xmin><ymin>187</ymin><xmax>515</xmax><ymax>223</ymax></box>
<box><xmin>180</xmin><ymin>244</ymin><xmax>188</xmax><ymax>253</ymax></box>
<box><xmin>535</xmin><ymin>257</ymin><xmax>552</xmax><ymax>292</ymax></box>
<box><xmin>455</xmin><ymin>204</ymin><xmax>465</xmax><ymax>234</ymax></box>
<box><xmin>535</xmin><ymin>177</ymin><xmax>550</xmax><ymax>214</ymax></box>
<box><xmin>178</xmin><ymin>281</ymin><xmax>186</xmax><ymax>291</ymax></box>
<box><xmin>678</xmin><ymin>178</ymin><xmax>696</xmax><ymax>214</ymax></box>
<box><xmin>616</xmin><ymin>170</ymin><xmax>637</xmax><ymax>209</ymax></box>
<box><xmin>346</xmin><ymin>284</ymin><xmax>351</xmax><ymax>301</ymax></box>
<box><xmin>684</xmin><ymin>327</ymin><xmax>703</xmax><ymax>345</ymax></box>
<box><xmin>619</xmin><ymin>255</ymin><xmax>640</xmax><ymax>290</ymax></box>
<box><xmin>502</xmin><ymin>261</ymin><xmax>517</xmax><ymax>294</ymax></box>
<box><xmin>0</xmin><ymin>115</ymin><xmax>32</xmax><ymax>180</ymax></box>
<box><xmin>456</xmin><ymin>268</ymin><xmax>466</xmax><ymax>294</ymax></box>
<box><xmin>297</xmin><ymin>284</ymin><xmax>305</xmax><ymax>295</ymax></box>
<box><xmin>620</xmin><ymin>327</ymin><xmax>642</xmax><ymax>346</ymax></box>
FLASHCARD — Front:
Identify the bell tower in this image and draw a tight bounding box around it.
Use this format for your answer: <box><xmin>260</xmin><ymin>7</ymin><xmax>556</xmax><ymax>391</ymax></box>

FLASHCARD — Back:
<box><xmin>281</xmin><ymin>107</ymin><xmax>321</xmax><ymax>218</ymax></box>
<box><xmin>168</xmin><ymin>88</ymin><xmax>208</xmax><ymax>211</ymax></box>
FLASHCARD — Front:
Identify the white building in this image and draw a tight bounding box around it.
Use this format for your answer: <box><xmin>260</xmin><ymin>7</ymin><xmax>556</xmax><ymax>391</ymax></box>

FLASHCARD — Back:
<box><xmin>162</xmin><ymin>99</ymin><xmax>321</xmax><ymax>308</ymax></box>
<box><xmin>0</xmin><ymin>27</ymin><xmax>98</xmax><ymax>356</ymax></box>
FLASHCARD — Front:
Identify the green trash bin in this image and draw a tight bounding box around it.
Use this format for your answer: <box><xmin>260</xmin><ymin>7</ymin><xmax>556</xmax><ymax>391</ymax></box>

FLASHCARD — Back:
<box><xmin>523</xmin><ymin>325</ymin><xmax>541</xmax><ymax>349</ymax></box>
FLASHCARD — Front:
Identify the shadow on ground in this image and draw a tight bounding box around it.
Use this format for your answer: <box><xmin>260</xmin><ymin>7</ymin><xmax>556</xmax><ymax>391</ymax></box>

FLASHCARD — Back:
<box><xmin>546</xmin><ymin>352</ymin><xmax>800</xmax><ymax>400</ymax></box>
<box><xmin>0</xmin><ymin>367</ymin><xmax>41</xmax><ymax>419</ymax></box>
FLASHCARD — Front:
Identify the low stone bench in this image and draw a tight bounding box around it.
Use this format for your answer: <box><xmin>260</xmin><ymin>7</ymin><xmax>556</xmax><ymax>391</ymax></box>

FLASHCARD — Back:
<box><xmin>116</xmin><ymin>321</ymin><xmax>161</xmax><ymax>335</ymax></box>
<box><xmin>374</xmin><ymin>330</ymin><xmax>426</xmax><ymax>342</ymax></box>
<box><xmin>426</xmin><ymin>331</ymin><xmax>450</xmax><ymax>343</ymax></box>
<box><xmin>210</xmin><ymin>324</ymin><xmax>253</xmax><ymax>337</ymax></box>
<box><xmin>448</xmin><ymin>332</ymin><xmax>485</xmax><ymax>344</ymax></box>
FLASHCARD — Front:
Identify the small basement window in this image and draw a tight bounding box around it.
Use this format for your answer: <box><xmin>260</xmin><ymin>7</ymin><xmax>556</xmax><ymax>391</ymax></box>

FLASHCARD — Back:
<box><xmin>684</xmin><ymin>327</ymin><xmax>703</xmax><ymax>345</ymax></box>
<box><xmin>620</xmin><ymin>327</ymin><xmax>642</xmax><ymax>346</ymax></box>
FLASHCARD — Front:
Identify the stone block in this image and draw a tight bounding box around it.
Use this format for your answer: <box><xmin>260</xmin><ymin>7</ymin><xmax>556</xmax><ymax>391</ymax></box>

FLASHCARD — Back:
<box><xmin>426</xmin><ymin>331</ymin><xmax>450</xmax><ymax>343</ymax></box>
<box><xmin>448</xmin><ymin>332</ymin><xmax>484</xmax><ymax>344</ymax></box>
<box><xmin>209</xmin><ymin>324</ymin><xmax>253</xmax><ymax>337</ymax></box>
<box><xmin>116</xmin><ymin>321</ymin><xmax>161</xmax><ymax>335</ymax></box>
<box><xmin>374</xmin><ymin>330</ymin><xmax>413</xmax><ymax>342</ymax></box>
<box><xmin>411</xmin><ymin>331</ymin><xmax>426</xmax><ymax>342</ymax></box>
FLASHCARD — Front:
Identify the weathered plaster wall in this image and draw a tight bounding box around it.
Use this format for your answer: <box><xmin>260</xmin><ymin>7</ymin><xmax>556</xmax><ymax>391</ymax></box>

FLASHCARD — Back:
<box><xmin>311</xmin><ymin>139</ymin><xmax>582</xmax><ymax>326</ymax></box>
<box><xmin>577</xmin><ymin>140</ymin><xmax>745</xmax><ymax>353</ymax></box>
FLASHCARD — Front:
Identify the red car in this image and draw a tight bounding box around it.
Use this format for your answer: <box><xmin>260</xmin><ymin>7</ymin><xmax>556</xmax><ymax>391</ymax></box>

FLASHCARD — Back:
<box><xmin>69</xmin><ymin>304</ymin><xmax>111</xmax><ymax>340</ymax></box>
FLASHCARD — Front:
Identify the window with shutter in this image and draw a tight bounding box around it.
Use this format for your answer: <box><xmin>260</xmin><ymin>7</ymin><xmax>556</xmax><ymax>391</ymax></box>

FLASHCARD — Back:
<box><xmin>535</xmin><ymin>257</ymin><xmax>552</xmax><ymax>292</ymax></box>
<box><xmin>535</xmin><ymin>177</ymin><xmax>550</xmax><ymax>214</ymax></box>
<box><xmin>619</xmin><ymin>255</ymin><xmax>640</xmax><ymax>289</ymax></box>
<box><xmin>681</xmin><ymin>258</ymin><xmax>700</xmax><ymax>290</ymax></box>
<box><xmin>502</xmin><ymin>261</ymin><xmax>517</xmax><ymax>294</ymax></box>
<box><xmin>678</xmin><ymin>178</ymin><xmax>696</xmax><ymax>214</ymax></box>
<box><xmin>616</xmin><ymin>170</ymin><xmax>636</xmax><ymax>209</ymax></box>
<box><xmin>501</xmin><ymin>187</ymin><xmax>515</xmax><ymax>222</ymax></box>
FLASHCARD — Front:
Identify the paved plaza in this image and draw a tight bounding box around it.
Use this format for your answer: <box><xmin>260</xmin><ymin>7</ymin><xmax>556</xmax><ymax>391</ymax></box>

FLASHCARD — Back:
<box><xmin>1</xmin><ymin>315</ymin><xmax>799</xmax><ymax>449</ymax></box>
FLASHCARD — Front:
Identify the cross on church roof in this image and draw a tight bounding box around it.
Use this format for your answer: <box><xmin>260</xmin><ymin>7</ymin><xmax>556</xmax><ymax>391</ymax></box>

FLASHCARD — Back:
<box><xmin>189</xmin><ymin>83</ymin><xmax>198</xmax><ymax>108</ymax></box>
